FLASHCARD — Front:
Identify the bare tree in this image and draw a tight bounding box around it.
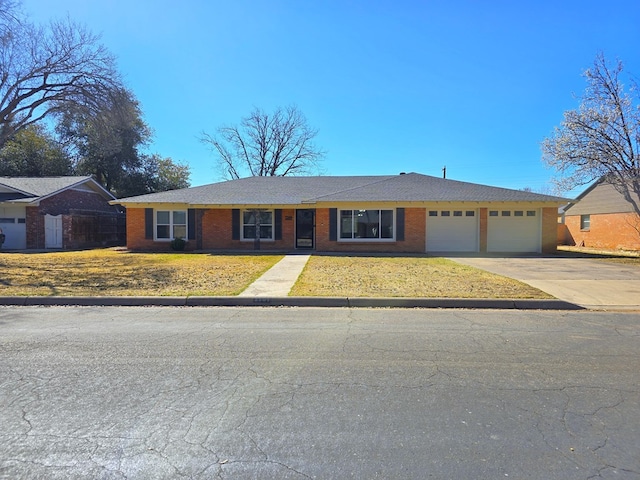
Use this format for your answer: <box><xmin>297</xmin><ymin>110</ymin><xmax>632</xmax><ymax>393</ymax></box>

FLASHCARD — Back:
<box><xmin>201</xmin><ymin>105</ymin><xmax>325</xmax><ymax>179</ymax></box>
<box><xmin>0</xmin><ymin>2</ymin><xmax>123</xmax><ymax>148</ymax></box>
<box><xmin>541</xmin><ymin>54</ymin><xmax>640</xmax><ymax>218</ymax></box>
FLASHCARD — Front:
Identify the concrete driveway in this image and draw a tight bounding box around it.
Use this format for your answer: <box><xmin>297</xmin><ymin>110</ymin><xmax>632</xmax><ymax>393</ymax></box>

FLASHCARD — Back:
<box><xmin>449</xmin><ymin>255</ymin><xmax>640</xmax><ymax>310</ymax></box>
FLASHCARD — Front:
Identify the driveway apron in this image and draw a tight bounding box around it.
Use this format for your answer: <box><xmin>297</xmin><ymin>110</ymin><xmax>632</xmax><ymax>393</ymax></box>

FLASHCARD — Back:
<box><xmin>449</xmin><ymin>256</ymin><xmax>640</xmax><ymax>310</ymax></box>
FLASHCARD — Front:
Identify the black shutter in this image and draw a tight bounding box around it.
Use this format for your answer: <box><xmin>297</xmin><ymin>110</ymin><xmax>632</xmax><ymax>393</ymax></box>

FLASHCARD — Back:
<box><xmin>329</xmin><ymin>208</ymin><xmax>337</xmax><ymax>241</ymax></box>
<box><xmin>275</xmin><ymin>209</ymin><xmax>282</xmax><ymax>240</ymax></box>
<box><xmin>187</xmin><ymin>209</ymin><xmax>196</xmax><ymax>240</ymax></box>
<box><xmin>144</xmin><ymin>208</ymin><xmax>154</xmax><ymax>239</ymax></box>
<box><xmin>232</xmin><ymin>209</ymin><xmax>240</xmax><ymax>240</ymax></box>
<box><xmin>396</xmin><ymin>208</ymin><xmax>405</xmax><ymax>241</ymax></box>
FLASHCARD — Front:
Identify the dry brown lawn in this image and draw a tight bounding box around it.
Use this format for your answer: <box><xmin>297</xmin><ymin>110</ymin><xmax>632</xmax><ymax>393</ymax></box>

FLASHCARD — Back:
<box><xmin>557</xmin><ymin>245</ymin><xmax>640</xmax><ymax>265</ymax></box>
<box><xmin>290</xmin><ymin>255</ymin><xmax>552</xmax><ymax>298</ymax></box>
<box><xmin>0</xmin><ymin>249</ymin><xmax>283</xmax><ymax>296</ymax></box>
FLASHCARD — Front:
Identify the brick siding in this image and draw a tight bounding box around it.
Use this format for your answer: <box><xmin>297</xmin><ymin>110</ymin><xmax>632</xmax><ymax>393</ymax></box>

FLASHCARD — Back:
<box><xmin>125</xmin><ymin>206</ymin><xmax>563</xmax><ymax>254</ymax></box>
<box><xmin>541</xmin><ymin>207</ymin><xmax>558</xmax><ymax>253</ymax></box>
<box><xmin>315</xmin><ymin>207</ymin><xmax>425</xmax><ymax>253</ymax></box>
<box><xmin>25</xmin><ymin>189</ymin><xmax>123</xmax><ymax>249</ymax></box>
<box><xmin>565</xmin><ymin>212</ymin><xmax>640</xmax><ymax>251</ymax></box>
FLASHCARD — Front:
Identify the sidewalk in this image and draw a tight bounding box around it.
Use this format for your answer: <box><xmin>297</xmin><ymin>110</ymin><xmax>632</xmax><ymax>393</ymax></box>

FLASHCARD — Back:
<box><xmin>238</xmin><ymin>254</ymin><xmax>310</xmax><ymax>297</ymax></box>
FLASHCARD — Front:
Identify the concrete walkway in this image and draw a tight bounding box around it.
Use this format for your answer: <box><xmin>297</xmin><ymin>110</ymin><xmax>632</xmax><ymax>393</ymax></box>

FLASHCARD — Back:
<box><xmin>238</xmin><ymin>254</ymin><xmax>311</xmax><ymax>297</ymax></box>
<box><xmin>449</xmin><ymin>256</ymin><xmax>640</xmax><ymax>310</ymax></box>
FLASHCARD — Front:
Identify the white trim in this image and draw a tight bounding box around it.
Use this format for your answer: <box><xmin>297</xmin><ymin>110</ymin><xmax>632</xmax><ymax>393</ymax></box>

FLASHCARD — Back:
<box><xmin>154</xmin><ymin>209</ymin><xmax>187</xmax><ymax>241</ymax></box>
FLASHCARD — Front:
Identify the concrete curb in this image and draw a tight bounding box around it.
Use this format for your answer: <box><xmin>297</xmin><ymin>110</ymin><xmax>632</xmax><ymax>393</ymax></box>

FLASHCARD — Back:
<box><xmin>0</xmin><ymin>296</ymin><xmax>584</xmax><ymax>310</ymax></box>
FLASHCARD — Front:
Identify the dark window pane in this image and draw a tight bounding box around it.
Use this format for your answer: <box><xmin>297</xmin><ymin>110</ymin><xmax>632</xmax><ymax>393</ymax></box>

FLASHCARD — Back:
<box><xmin>157</xmin><ymin>225</ymin><xmax>170</xmax><ymax>238</ymax></box>
<box><xmin>260</xmin><ymin>226</ymin><xmax>273</xmax><ymax>238</ymax></box>
<box><xmin>173</xmin><ymin>211</ymin><xmax>186</xmax><ymax>224</ymax></box>
<box><xmin>381</xmin><ymin>210</ymin><xmax>394</xmax><ymax>238</ymax></box>
<box><xmin>157</xmin><ymin>211</ymin><xmax>170</xmax><ymax>224</ymax></box>
<box><xmin>243</xmin><ymin>226</ymin><xmax>256</xmax><ymax>239</ymax></box>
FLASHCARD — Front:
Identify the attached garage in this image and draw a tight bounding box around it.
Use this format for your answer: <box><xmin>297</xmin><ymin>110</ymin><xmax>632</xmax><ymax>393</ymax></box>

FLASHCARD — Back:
<box><xmin>487</xmin><ymin>209</ymin><xmax>540</xmax><ymax>253</ymax></box>
<box><xmin>426</xmin><ymin>209</ymin><xmax>478</xmax><ymax>252</ymax></box>
<box><xmin>0</xmin><ymin>206</ymin><xmax>26</xmax><ymax>249</ymax></box>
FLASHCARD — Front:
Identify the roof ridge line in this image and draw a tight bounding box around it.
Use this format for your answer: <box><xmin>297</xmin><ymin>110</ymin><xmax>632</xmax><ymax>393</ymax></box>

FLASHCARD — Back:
<box><xmin>304</xmin><ymin>175</ymin><xmax>399</xmax><ymax>202</ymax></box>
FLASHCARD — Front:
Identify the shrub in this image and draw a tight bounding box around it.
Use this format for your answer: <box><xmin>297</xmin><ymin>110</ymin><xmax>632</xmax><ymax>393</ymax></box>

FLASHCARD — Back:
<box><xmin>170</xmin><ymin>237</ymin><xmax>186</xmax><ymax>251</ymax></box>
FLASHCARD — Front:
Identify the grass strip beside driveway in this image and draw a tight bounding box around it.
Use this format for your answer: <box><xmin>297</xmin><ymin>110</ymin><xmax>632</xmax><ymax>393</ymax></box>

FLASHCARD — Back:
<box><xmin>289</xmin><ymin>255</ymin><xmax>553</xmax><ymax>298</ymax></box>
<box><xmin>0</xmin><ymin>249</ymin><xmax>283</xmax><ymax>296</ymax></box>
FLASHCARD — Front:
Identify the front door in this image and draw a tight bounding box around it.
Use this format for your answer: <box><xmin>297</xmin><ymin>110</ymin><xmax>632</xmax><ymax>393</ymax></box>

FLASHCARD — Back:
<box><xmin>296</xmin><ymin>209</ymin><xmax>315</xmax><ymax>249</ymax></box>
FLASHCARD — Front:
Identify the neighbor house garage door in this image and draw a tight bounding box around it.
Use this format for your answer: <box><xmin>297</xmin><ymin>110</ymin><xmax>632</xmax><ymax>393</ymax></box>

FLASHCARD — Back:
<box><xmin>426</xmin><ymin>209</ymin><xmax>478</xmax><ymax>252</ymax></box>
<box><xmin>487</xmin><ymin>209</ymin><xmax>540</xmax><ymax>253</ymax></box>
<box><xmin>0</xmin><ymin>206</ymin><xmax>26</xmax><ymax>249</ymax></box>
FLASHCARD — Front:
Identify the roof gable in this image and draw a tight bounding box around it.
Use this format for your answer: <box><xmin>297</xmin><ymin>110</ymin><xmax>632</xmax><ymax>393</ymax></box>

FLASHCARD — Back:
<box><xmin>0</xmin><ymin>176</ymin><xmax>115</xmax><ymax>203</ymax></box>
<box><xmin>565</xmin><ymin>178</ymin><xmax>640</xmax><ymax>215</ymax></box>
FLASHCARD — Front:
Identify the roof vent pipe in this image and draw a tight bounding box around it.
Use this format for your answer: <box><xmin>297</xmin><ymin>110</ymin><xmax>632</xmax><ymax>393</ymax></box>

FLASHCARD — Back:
<box><xmin>399</xmin><ymin>172</ymin><xmax>406</xmax><ymax>175</ymax></box>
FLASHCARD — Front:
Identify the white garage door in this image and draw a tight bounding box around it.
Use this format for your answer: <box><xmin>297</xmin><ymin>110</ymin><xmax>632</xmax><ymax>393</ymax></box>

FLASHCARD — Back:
<box><xmin>0</xmin><ymin>206</ymin><xmax>27</xmax><ymax>249</ymax></box>
<box><xmin>426</xmin><ymin>209</ymin><xmax>478</xmax><ymax>252</ymax></box>
<box><xmin>487</xmin><ymin>209</ymin><xmax>540</xmax><ymax>253</ymax></box>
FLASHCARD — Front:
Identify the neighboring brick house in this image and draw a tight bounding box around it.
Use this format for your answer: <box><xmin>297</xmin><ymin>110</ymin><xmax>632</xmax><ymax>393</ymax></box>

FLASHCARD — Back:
<box><xmin>561</xmin><ymin>178</ymin><xmax>640</xmax><ymax>251</ymax></box>
<box><xmin>114</xmin><ymin>173</ymin><xmax>567</xmax><ymax>254</ymax></box>
<box><xmin>0</xmin><ymin>176</ymin><xmax>125</xmax><ymax>249</ymax></box>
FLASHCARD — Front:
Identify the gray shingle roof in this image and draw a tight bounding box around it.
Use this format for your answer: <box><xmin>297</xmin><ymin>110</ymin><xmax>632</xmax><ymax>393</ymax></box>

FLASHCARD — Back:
<box><xmin>115</xmin><ymin>173</ymin><xmax>568</xmax><ymax>206</ymax></box>
<box><xmin>0</xmin><ymin>176</ymin><xmax>114</xmax><ymax>202</ymax></box>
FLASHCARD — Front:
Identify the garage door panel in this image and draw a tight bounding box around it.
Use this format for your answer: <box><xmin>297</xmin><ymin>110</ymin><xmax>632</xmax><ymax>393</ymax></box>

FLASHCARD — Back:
<box><xmin>487</xmin><ymin>210</ymin><xmax>540</xmax><ymax>253</ymax></box>
<box><xmin>0</xmin><ymin>206</ymin><xmax>26</xmax><ymax>249</ymax></box>
<box><xmin>426</xmin><ymin>210</ymin><xmax>478</xmax><ymax>252</ymax></box>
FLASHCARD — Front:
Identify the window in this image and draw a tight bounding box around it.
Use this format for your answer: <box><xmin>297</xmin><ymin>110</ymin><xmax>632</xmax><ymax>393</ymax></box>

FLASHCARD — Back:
<box><xmin>502</xmin><ymin>211</ymin><xmax>511</xmax><ymax>217</ymax></box>
<box><xmin>429</xmin><ymin>211</ymin><xmax>438</xmax><ymax>217</ymax></box>
<box><xmin>339</xmin><ymin>209</ymin><xmax>394</xmax><ymax>240</ymax></box>
<box><xmin>580</xmin><ymin>214</ymin><xmax>591</xmax><ymax>231</ymax></box>
<box><xmin>0</xmin><ymin>218</ymin><xmax>15</xmax><ymax>223</ymax></box>
<box><xmin>465</xmin><ymin>211</ymin><xmax>475</xmax><ymax>217</ymax></box>
<box><xmin>242</xmin><ymin>210</ymin><xmax>274</xmax><ymax>240</ymax></box>
<box><xmin>514</xmin><ymin>211</ymin><xmax>523</xmax><ymax>217</ymax></box>
<box><xmin>489</xmin><ymin>211</ymin><xmax>498</xmax><ymax>217</ymax></box>
<box><xmin>156</xmin><ymin>210</ymin><xmax>187</xmax><ymax>240</ymax></box>
<box><xmin>17</xmin><ymin>218</ymin><xmax>25</xmax><ymax>224</ymax></box>
<box><xmin>441</xmin><ymin>211</ymin><xmax>450</xmax><ymax>217</ymax></box>
<box><xmin>526</xmin><ymin>210</ymin><xmax>536</xmax><ymax>217</ymax></box>
<box><xmin>453</xmin><ymin>211</ymin><xmax>462</xmax><ymax>217</ymax></box>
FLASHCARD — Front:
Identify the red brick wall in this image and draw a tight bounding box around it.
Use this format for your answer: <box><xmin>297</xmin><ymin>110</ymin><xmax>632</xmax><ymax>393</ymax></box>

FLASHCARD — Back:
<box><xmin>25</xmin><ymin>189</ymin><xmax>121</xmax><ymax>249</ymax></box>
<box><xmin>201</xmin><ymin>208</ymin><xmax>295</xmax><ymax>251</ymax></box>
<box><xmin>541</xmin><ymin>207</ymin><xmax>558</xmax><ymax>253</ymax></box>
<box><xmin>126</xmin><ymin>208</ymin><xmax>155</xmax><ymax>250</ymax></box>
<box><xmin>565</xmin><ymin>212</ymin><xmax>640</xmax><ymax>251</ymax></box>
<box><xmin>126</xmin><ymin>207</ymin><xmax>296</xmax><ymax>251</ymax></box>
<box><xmin>26</xmin><ymin>207</ymin><xmax>43</xmax><ymax>249</ymax></box>
<box><xmin>315</xmin><ymin>207</ymin><xmax>426</xmax><ymax>253</ymax></box>
<box><xmin>39</xmin><ymin>189</ymin><xmax>118</xmax><ymax>215</ymax></box>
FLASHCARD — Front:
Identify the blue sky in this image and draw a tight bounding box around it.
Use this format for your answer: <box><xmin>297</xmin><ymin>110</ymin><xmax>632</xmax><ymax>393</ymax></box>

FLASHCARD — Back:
<box><xmin>24</xmin><ymin>0</ymin><xmax>640</xmax><ymax>196</ymax></box>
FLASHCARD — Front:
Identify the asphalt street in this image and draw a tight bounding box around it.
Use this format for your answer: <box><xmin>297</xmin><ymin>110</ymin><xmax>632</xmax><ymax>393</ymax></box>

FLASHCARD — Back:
<box><xmin>0</xmin><ymin>306</ymin><xmax>638</xmax><ymax>479</ymax></box>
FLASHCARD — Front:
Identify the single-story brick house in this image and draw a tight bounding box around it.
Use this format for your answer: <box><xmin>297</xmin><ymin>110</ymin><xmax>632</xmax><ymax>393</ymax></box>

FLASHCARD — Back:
<box><xmin>113</xmin><ymin>172</ymin><xmax>567</xmax><ymax>254</ymax></box>
<box><xmin>560</xmin><ymin>177</ymin><xmax>640</xmax><ymax>251</ymax></box>
<box><xmin>0</xmin><ymin>176</ymin><xmax>125</xmax><ymax>250</ymax></box>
